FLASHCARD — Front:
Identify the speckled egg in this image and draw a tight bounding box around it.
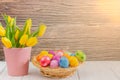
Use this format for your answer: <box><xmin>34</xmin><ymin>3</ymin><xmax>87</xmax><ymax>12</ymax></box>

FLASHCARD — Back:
<box><xmin>50</xmin><ymin>60</ymin><xmax>59</xmax><ymax>68</ymax></box>
<box><xmin>75</xmin><ymin>50</ymin><xmax>86</xmax><ymax>62</ymax></box>
<box><xmin>40</xmin><ymin>56</ymin><xmax>51</xmax><ymax>67</ymax></box>
<box><xmin>59</xmin><ymin>57</ymin><xmax>69</xmax><ymax>68</ymax></box>
<box><xmin>69</xmin><ymin>56</ymin><xmax>79</xmax><ymax>67</ymax></box>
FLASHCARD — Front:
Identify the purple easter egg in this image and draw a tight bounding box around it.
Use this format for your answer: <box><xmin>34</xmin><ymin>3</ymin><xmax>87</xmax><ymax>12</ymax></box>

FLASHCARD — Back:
<box><xmin>50</xmin><ymin>60</ymin><xmax>59</xmax><ymax>68</ymax></box>
<box><xmin>55</xmin><ymin>50</ymin><xmax>64</xmax><ymax>57</ymax></box>
<box><xmin>48</xmin><ymin>50</ymin><xmax>56</xmax><ymax>55</ymax></box>
<box><xmin>52</xmin><ymin>55</ymin><xmax>60</xmax><ymax>62</ymax></box>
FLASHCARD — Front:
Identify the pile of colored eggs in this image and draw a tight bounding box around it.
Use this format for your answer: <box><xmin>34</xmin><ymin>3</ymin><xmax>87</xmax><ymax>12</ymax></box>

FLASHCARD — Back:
<box><xmin>36</xmin><ymin>50</ymin><xmax>86</xmax><ymax>68</ymax></box>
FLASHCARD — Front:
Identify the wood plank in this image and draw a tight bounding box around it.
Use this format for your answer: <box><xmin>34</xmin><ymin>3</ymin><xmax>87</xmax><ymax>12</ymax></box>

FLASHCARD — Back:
<box><xmin>0</xmin><ymin>62</ymin><xmax>6</xmax><ymax>75</ymax></box>
<box><xmin>103</xmin><ymin>61</ymin><xmax>120</xmax><ymax>79</ymax></box>
<box><xmin>78</xmin><ymin>61</ymin><xmax>119</xmax><ymax>80</ymax></box>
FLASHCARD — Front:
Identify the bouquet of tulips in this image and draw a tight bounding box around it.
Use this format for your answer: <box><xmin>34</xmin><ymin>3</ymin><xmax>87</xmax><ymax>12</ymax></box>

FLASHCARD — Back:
<box><xmin>0</xmin><ymin>14</ymin><xmax>47</xmax><ymax>48</ymax></box>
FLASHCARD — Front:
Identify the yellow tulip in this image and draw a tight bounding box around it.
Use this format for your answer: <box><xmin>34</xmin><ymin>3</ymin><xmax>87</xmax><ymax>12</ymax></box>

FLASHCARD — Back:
<box><xmin>15</xmin><ymin>30</ymin><xmax>19</xmax><ymax>40</ymax></box>
<box><xmin>24</xmin><ymin>18</ymin><xmax>32</xmax><ymax>34</ymax></box>
<box><xmin>10</xmin><ymin>18</ymin><xmax>14</xmax><ymax>27</ymax></box>
<box><xmin>26</xmin><ymin>37</ymin><xmax>37</xmax><ymax>47</ymax></box>
<box><xmin>38</xmin><ymin>24</ymin><xmax>47</xmax><ymax>37</ymax></box>
<box><xmin>0</xmin><ymin>26</ymin><xmax>6</xmax><ymax>36</ymax></box>
<box><xmin>1</xmin><ymin>37</ymin><xmax>12</xmax><ymax>48</ymax></box>
<box><xmin>19</xmin><ymin>34</ymin><xmax>28</xmax><ymax>45</ymax></box>
<box><xmin>8</xmin><ymin>16</ymin><xmax>12</xmax><ymax>23</ymax></box>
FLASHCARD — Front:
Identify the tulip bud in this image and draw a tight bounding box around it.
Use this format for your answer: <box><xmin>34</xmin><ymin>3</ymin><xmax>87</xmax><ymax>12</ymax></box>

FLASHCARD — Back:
<box><xmin>19</xmin><ymin>34</ymin><xmax>28</xmax><ymax>45</ymax></box>
<box><xmin>1</xmin><ymin>37</ymin><xmax>12</xmax><ymax>48</ymax></box>
<box><xmin>38</xmin><ymin>24</ymin><xmax>47</xmax><ymax>37</ymax></box>
<box><xmin>8</xmin><ymin>16</ymin><xmax>12</xmax><ymax>23</ymax></box>
<box><xmin>24</xmin><ymin>18</ymin><xmax>32</xmax><ymax>34</ymax></box>
<box><xmin>10</xmin><ymin>18</ymin><xmax>14</xmax><ymax>27</ymax></box>
<box><xmin>0</xmin><ymin>26</ymin><xmax>6</xmax><ymax>36</ymax></box>
<box><xmin>26</xmin><ymin>37</ymin><xmax>37</xmax><ymax>47</ymax></box>
<box><xmin>15</xmin><ymin>30</ymin><xmax>19</xmax><ymax>40</ymax></box>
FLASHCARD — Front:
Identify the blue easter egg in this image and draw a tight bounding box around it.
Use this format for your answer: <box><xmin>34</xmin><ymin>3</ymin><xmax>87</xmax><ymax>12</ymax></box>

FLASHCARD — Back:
<box><xmin>59</xmin><ymin>57</ymin><xmax>69</xmax><ymax>68</ymax></box>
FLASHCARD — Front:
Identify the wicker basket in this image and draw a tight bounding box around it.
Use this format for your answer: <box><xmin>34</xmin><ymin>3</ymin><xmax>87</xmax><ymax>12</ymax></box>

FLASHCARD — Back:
<box><xmin>32</xmin><ymin>56</ymin><xmax>81</xmax><ymax>78</ymax></box>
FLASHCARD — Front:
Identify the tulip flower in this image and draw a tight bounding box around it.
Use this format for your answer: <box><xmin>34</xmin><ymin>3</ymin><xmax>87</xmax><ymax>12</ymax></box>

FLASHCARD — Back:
<box><xmin>1</xmin><ymin>14</ymin><xmax>47</xmax><ymax>48</ymax></box>
<box><xmin>8</xmin><ymin>16</ymin><xmax>12</xmax><ymax>23</ymax></box>
<box><xmin>0</xmin><ymin>25</ymin><xmax>6</xmax><ymax>36</ymax></box>
<box><xmin>15</xmin><ymin>30</ymin><xmax>19</xmax><ymax>40</ymax></box>
<box><xmin>19</xmin><ymin>34</ymin><xmax>28</xmax><ymax>45</ymax></box>
<box><xmin>38</xmin><ymin>24</ymin><xmax>47</xmax><ymax>37</ymax></box>
<box><xmin>1</xmin><ymin>37</ymin><xmax>12</xmax><ymax>48</ymax></box>
<box><xmin>23</xmin><ymin>18</ymin><xmax>32</xmax><ymax>34</ymax></box>
<box><xmin>10</xmin><ymin>18</ymin><xmax>14</xmax><ymax>27</ymax></box>
<box><xmin>26</xmin><ymin>37</ymin><xmax>37</xmax><ymax>47</ymax></box>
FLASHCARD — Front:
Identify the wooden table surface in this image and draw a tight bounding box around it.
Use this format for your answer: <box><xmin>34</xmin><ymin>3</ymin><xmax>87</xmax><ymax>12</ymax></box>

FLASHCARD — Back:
<box><xmin>0</xmin><ymin>61</ymin><xmax>120</xmax><ymax>80</ymax></box>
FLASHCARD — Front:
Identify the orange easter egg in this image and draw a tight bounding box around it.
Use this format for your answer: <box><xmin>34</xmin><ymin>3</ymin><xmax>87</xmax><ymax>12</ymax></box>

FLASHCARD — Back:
<box><xmin>36</xmin><ymin>50</ymin><xmax>48</xmax><ymax>61</ymax></box>
<box><xmin>63</xmin><ymin>53</ymin><xmax>70</xmax><ymax>59</ymax></box>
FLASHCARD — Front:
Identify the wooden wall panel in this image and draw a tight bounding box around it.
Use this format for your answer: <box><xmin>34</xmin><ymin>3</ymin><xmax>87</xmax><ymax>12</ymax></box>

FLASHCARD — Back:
<box><xmin>0</xmin><ymin>0</ymin><xmax>120</xmax><ymax>60</ymax></box>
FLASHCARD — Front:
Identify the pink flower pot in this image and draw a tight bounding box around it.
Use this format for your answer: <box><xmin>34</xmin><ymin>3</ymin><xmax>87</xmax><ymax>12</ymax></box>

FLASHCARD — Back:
<box><xmin>3</xmin><ymin>47</ymin><xmax>32</xmax><ymax>76</ymax></box>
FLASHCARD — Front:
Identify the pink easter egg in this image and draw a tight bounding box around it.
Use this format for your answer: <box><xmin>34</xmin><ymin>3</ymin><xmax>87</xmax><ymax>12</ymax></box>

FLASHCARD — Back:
<box><xmin>50</xmin><ymin>60</ymin><xmax>59</xmax><ymax>68</ymax></box>
<box><xmin>55</xmin><ymin>50</ymin><xmax>64</xmax><ymax>57</ymax></box>
<box><xmin>52</xmin><ymin>55</ymin><xmax>60</xmax><ymax>62</ymax></box>
<box><xmin>49</xmin><ymin>50</ymin><xmax>56</xmax><ymax>55</ymax></box>
<box><xmin>40</xmin><ymin>56</ymin><xmax>51</xmax><ymax>67</ymax></box>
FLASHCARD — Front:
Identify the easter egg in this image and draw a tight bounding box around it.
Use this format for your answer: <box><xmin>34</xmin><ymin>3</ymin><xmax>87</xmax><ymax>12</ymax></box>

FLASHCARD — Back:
<box><xmin>69</xmin><ymin>56</ymin><xmax>79</xmax><ymax>67</ymax></box>
<box><xmin>49</xmin><ymin>50</ymin><xmax>56</xmax><ymax>55</ymax></box>
<box><xmin>40</xmin><ymin>50</ymin><xmax>48</xmax><ymax>55</ymax></box>
<box><xmin>50</xmin><ymin>60</ymin><xmax>59</xmax><ymax>68</ymax></box>
<box><xmin>63</xmin><ymin>53</ymin><xmax>70</xmax><ymax>59</ymax></box>
<box><xmin>75</xmin><ymin>50</ymin><xmax>86</xmax><ymax>62</ymax></box>
<box><xmin>47</xmin><ymin>54</ymin><xmax>53</xmax><ymax>59</ymax></box>
<box><xmin>55</xmin><ymin>50</ymin><xmax>64</xmax><ymax>57</ymax></box>
<box><xmin>59</xmin><ymin>57</ymin><xmax>69</xmax><ymax>68</ymax></box>
<box><xmin>40</xmin><ymin>56</ymin><xmax>50</xmax><ymax>67</ymax></box>
<box><xmin>52</xmin><ymin>55</ymin><xmax>60</xmax><ymax>62</ymax></box>
<box><xmin>36</xmin><ymin>50</ymin><xmax>48</xmax><ymax>61</ymax></box>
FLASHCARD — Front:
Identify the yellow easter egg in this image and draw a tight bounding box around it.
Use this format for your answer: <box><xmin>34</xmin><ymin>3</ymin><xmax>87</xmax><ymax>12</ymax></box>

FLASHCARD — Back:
<box><xmin>36</xmin><ymin>51</ymin><xmax>48</xmax><ymax>61</ymax></box>
<box><xmin>47</xmin><ymin>54</ymin><xmax>53</xmax><ymax>59</ymax></box>
<box><xmin>39</xmin><ymin>51</ymin><xmax>48</xmax><ymax>55</ymax></box>
<box><xmin>63</xmin><ymin>53</ymin><xmax>70</xmax><ymax>59</ymax></box>
<box><xmin>69</xmin><ymin>56</ymin><xmax>79</xmax><ymax>67</ymax></box>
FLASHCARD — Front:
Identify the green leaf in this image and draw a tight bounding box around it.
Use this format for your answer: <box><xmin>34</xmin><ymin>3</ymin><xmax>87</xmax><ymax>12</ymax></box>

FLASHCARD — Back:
<box><xmin>2</xmin><ymin>13</ymin><xmax>8</xmax><ymax>24</ymax></box>
<box><xmin>6</xmin><ymin>24</ymin><xmax>11</xmax><ymax>40</ymax></box>
<box><xmin>11</xmin><ymin>35</ymin><xmax>16</xmax><ymax>47</ymax></box>
<box><xmin>11</xmin><ymin>18</ymin><xmax>16</xmax><ymax>35</ymax></box>
<box><xmin>31</xmin><ymin>30</ymin><xmax>39</xmax><ymax>37</ymax></box>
